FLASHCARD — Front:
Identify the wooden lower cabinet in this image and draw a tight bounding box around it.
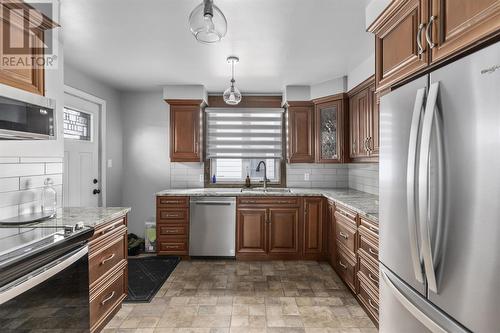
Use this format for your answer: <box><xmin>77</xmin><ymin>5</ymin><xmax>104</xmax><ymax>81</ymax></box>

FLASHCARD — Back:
<box><xmin>303</xmin><ymin>197</ymin><xmax>324</xmax><ymax>258</ymax></box>
<box><xmin>156</xmin><ymin>196</ymin><xmax>189</xmax><ymax>256</ymax></box>
<box><xmin>236</xmin><ymin>208</ymin><xmax>267</xmax><ymax>256</ymax></box>
<box><xmin>268</xmin><ymin>207</ymin><xmax>300</xmax><ymax>256</ymax></box>
<box><xmin>88</xmin><ymin>215</ymin><xmax>128</xmax><ymax>333</ymax></box>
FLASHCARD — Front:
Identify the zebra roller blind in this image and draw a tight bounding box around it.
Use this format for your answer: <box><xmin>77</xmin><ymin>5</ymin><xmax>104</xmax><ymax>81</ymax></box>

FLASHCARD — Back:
<box><xmin>206</xmin><ymin>108</ymin><xmax>284</xmax><ymax>159</ymax></box>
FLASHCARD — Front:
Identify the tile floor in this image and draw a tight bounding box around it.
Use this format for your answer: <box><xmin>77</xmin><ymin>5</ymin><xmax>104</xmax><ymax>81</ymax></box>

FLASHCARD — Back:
<box><xmin>103</xmin><ymin>260</ymin><xmax>377</xmax><ymax>333</ymax></box>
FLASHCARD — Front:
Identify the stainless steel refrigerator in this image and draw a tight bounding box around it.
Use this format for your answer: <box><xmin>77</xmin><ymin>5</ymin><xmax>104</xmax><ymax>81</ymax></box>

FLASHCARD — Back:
<box><xmin>379</xmin><ymin>41</ymin><xmax>500</xmax><ymax>333</ymax></box>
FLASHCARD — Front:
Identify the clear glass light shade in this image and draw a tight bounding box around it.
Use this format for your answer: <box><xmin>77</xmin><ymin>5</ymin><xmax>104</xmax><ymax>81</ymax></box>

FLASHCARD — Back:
<box><xmin>223</xmin><ymin>84</ymin><xmax>242</xmax><ymax>105</ymax></box>
<box><xmin>188</xmin><ymin>1</ymin><xmax>227</xmax><ymax>43</ymax></box>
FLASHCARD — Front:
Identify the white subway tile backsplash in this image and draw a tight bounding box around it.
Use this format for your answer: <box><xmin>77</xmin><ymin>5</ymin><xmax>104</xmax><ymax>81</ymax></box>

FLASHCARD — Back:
<box><xmin>20</xmin><ymin>157</ymin><xmax>63</xmax><ymax>163</ymax></box>
<box><xmin>0</xmin><ymin>157</ymin><xmax>20</xmax><ymax>164</ymax></box>
<box><xmin>348</xmin><ymin>163</ymin><xmax>379</xmax><ymax>195</ymax></box>
<box><xmin>45</xmin><ymin>163</ymin><xmax>63</xmax><ymax>175</ymax></box>
<box><xmin>170</xmin><ymin>162</ymin><xmax>204</xmax><ymax>189</ymax></box>
<box><xmin>0</xmin><ymin>178</ymin><xmax>19</xmax><ymax>192</ymax></box>
<box><xmin>0</xmin><ymin>163</ymin><xmax>45</xmax><ymax>178</ymax></box>
<box><xmin>0</xmin><ymin>157</ymin><xmax>64</xmax><ymax>220</ymax></box>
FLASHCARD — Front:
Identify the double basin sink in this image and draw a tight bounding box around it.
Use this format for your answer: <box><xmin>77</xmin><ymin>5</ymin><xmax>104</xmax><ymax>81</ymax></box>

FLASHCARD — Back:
<box><xmin>240</xmin><ymin>188</ymin><xmax>292</xmax><ymax>193</ymax></box>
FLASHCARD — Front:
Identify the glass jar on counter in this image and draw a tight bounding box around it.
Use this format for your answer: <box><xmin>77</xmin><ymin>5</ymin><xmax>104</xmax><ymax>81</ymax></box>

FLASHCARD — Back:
<box><xmin>41</xmin><ymin>178</ymin><xmax>57</xmax><ymax>217</ymax></box>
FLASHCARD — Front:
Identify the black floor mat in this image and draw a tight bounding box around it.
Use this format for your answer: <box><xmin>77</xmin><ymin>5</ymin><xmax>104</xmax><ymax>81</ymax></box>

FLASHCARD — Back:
<box><xmin>125</xmin><ymin>256</ymin><xmax>180</xmax><ymax>303</ymax></box>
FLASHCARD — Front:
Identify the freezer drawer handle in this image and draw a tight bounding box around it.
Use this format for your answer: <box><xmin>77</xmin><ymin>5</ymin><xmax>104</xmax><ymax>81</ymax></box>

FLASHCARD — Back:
<box><xmin>339</xmin><ymin>231</ymin><xmax>349</xmax><ymax>240</ymax></box>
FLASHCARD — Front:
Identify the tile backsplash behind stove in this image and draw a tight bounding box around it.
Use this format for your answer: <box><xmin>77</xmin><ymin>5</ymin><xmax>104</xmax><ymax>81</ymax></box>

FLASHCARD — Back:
<box><xmin>0</xmin><ymin>157</ymin><xmax>63</xmax><ymax>220</ymax></box>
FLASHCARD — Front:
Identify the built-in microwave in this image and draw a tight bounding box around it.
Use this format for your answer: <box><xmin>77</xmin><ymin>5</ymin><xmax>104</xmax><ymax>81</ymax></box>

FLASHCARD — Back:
<box><xmin>0</xmin><ymin>84</ymin><xmax>56</xmax><ymax>140</ymax></box>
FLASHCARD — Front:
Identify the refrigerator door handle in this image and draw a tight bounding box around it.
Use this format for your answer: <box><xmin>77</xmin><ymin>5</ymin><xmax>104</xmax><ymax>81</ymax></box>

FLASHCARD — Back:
<box><xmin>406</xmin><ymin>88</ymin><xmax>426</xmax><ymax>284</ymax></box>
<box><xmin>419</xmin><ymin>82</ymin><xmax>444</xmax><ymax>294</ymax></box>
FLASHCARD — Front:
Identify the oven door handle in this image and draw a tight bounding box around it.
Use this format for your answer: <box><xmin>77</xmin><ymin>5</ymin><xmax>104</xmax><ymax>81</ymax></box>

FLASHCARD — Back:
<box><xmin>0</xmin><ymin>245</ymin><xmax>88</xmax><ymax>305</ymax></box>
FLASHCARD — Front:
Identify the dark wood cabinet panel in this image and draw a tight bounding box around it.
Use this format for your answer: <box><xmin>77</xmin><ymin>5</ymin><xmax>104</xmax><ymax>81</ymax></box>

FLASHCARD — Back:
<box><xmin>166</xmin><ymin>100</ymin><xmax>203</xmax><ymax>162</ymax></box>
<box><xmin>327</xmin><ymin>201</ymin><xmax>336</xmax><ymax>267</ymax></box>
<box><xmin>303</xmin><ymin>197</ymin><xmax>324</xmax><ymax>256</ymax></box>
<box><xmin>429</xmin><ymin>0</ymin><xmax>500</xmax><ymax>62</ymax></box>
<box><xmin>236</xmin><ymin>208</ymin><xmax>267</xmax><ymax>255</ymax></box>
<box><xmin>369</xmin><ymin>0</ymin><xmax>429</xmax><ymax>91</ymax></box>
<box><xmin>348</xmin><ymin>77</ymin><xmax>378</xmax><ymax>162</ymax></box>
<box><xmin>268</xmin><ymin>207</ymin><xmax>300</xmax><ymax>255</ymax></box>
<box><xmin>156</xmin><ymin>196</ymin><xmax>189</xmax><ymax>256</ymax></box>
<box><xmin>287</xmin><ymin>102</ymin><xmax>315</xmax><ymax>163</ymax></box>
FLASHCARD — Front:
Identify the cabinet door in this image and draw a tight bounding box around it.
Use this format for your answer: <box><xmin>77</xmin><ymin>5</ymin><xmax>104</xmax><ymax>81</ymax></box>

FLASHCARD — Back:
<box><xmin>236</xmin><ymin>208</ymin><xmax>267</xmax><ymax>254</ymax></box>
<box><xmin>287</xmin><ymin>103</ymin><xmax>315</xmax><ymax>163</ymax></box>
<box><xmin>358</xmin><ymin>89</ymin><xmax>371</xmax><ymax>158</ymax></box>
<box><xmin>349</xmin><ymin>97</ymin><xmax>360</xmax><ymax>159</ymax></box>
<box><xmin>429</xmin><ymin>0</ymin><xmax>500</xmax><ymax>62</ymax></box>
<box><xmin>315</xmin><ymin>100</ymin><xmax>343</xmax><ymax>163</ymax></box>
<box><xmin>169</xmin><ymin>104</ymin><xmax>201</xmax><ymax>162</ymax></box>
<box><xmin>303</xmin><ymin>197</ymin><xmax>324</xmax><ymax>255</ymax></box>
<box><xmin>372</xmin><ymin>0</ymin><xmax>429</xmax><ymax>91</ymax></box>
<box><xmin>370</xmin><ymin>87</ymin><xmax>380</xmax><ymax>157</ymax></box>
<box><xmin>0</xmin><ymin>15</ymin><xmax>45</xmax><ymax>95</ymax></box>
<box><xmin>268</xmin><ymin>207</ymin><xmax>300</xmax><ymax>255</ymax></box>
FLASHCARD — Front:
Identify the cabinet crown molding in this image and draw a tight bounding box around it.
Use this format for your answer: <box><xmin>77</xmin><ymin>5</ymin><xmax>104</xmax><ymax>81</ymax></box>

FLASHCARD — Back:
<box><xmin>164</xmin><ymin>99</ymin><xmax>205</xmax><ymax>107</ymax></box>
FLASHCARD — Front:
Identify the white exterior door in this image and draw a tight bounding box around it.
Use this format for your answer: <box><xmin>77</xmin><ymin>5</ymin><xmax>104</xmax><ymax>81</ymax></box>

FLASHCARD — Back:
<box><xmin>63</xmin><ymin>92</ymin><xmax>101</xmax><ymax>207</ymax></box>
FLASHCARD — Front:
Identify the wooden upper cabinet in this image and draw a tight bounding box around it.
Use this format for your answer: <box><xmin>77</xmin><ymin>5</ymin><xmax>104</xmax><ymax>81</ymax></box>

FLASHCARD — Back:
<box><xmin>313</xmin><ymin>95</ymin><xmax>347</xmax><ymax>163</ymax></box>
<box><xmin>303</xmin><ymin>197</ymin><xmax>324</xmax><ymax>255</ymax></box>
<box><xmin>287</xmin><ymin>102</ymin><xmax>315</xmax><ymax>163</ymax></box>
<box><xmin>268</xmin><ymin>207</ymin><xmax>300</xmax><ymax>255</ymax></box>
<box><xmin>236</xmin><ymin>208</ymin><xmax>267</xmax><ymax>255</ymax></box>
<box><xmin>371</xmin><ymin>87</ymin><xmax>380</xmax><ymax>157</ymax></box>
<box><xmin>428</xmin><ymin>0</ymin><xmax>500</xmax><ymax>62</ymax></box>
<box><xmin>369</xmin><ymin>0</ymin><xmax>429</xmax><ymax>91</ymax></box>
<box><xmin>348</xmin><ymin>77</ymin><xmax>378</xmax><ymax>162</ymax></box>
<box><xmin>0</xmin><ymin>3</ymin><xmax>58</xmax><ymax>95</ymax></box>
<box><xmin>166</xmin><ymin>99</ymin><xmax>203</xmax><ymax>162</ymax></box>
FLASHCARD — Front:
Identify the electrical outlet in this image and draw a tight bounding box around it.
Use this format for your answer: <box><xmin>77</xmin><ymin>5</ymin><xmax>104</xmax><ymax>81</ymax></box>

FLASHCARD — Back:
<box><xmin>304</xmin><ymin>173</ymin><xmax>310</xmax><ymax>181</ymax></box>
<box><xmin>199</xmin><ymin>174</ymin><xmax>203</xmax><ymax>182</ymax></box>
<box><xmin>107</xmin><ymin>159</ymin><xmax>112</xmax><ymax>168</ymax></box>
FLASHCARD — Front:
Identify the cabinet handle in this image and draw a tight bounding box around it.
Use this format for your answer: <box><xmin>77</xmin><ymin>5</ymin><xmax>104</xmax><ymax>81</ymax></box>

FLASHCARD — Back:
<box><xmin>163</xmin><ymin>200</ymin><xmax>181</xmax><ymax>204</ymax></box>
<box><xmin>425</xmin><ymin>16</ymin><xmax>436</xmax><ymax>49</ymax></box>
<box><xmin>165</xmin><ymin>229</ymin><xmax>179</xmax><ymax>233</ymax></box>
<box><xmin>368</xmin><ymin>273</ymin><xmax>379</xmax><ymax>285</ymax></box>
<box><xmin>416</xmin><ymin>23</ymin><xmax>426</xmax><ymax>55</ymax></box>
<box><xmin>165</xmin><ymin>213</ymin><xmax>180</xmax><ymax>218</ymax></box>
<box><xmin>368</xmin><ymin>248</ymin><xmax>378</xmax><ymax>256</ymax></box>
<box><xmin>368</xmin><ymin>225</ymin><xmax>378</xmax><ymax>232</ymax></box>
<box><xmin>166</xmin><ymin>245</ymin><xmax>180</xmax><ymax>249</ymax></box>
<box><xmin>100</xmin><ymin>253</ymin><xmax>115</xmax><ymax>265</ymax></box>
<box><xmin>101</xmin><ymin>291</ymin><xmax>116</xmax><ymax>305</ymax></box>
<box><xmin>368</xmin><ymin>299</ymin><xmax>378</xmax><ymax>310</ymax></box>
<box><xmin>101</xmin><ymin>224</ymin><xmax>117</xmax><ymax>236</ymax></box>
<box><xmin>339</xmin><ymin>261</ymin><xmax>348</xmax><ymax>269</ymax></box>
<box><xmin>339</xmin><ymin>231</ymin><xmax>349</xmax><ymax>240</ymax></box>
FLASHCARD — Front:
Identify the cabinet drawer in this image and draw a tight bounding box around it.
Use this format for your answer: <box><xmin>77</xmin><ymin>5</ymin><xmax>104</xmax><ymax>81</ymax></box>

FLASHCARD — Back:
<box><xmin>157</xmin><ymin>196</ymin><xmax>189</xmax><ymax>208</ymax></box>
<box><xmin>334</xmin><ymin>208</ymin><xmax>357</xmax><ymax>228</ymax></box>
<box><xmin>358</xmin><ymin>253</ymin><xmax>379</xmax><ymax>290</ymax></box>
<box><xmin>158</xmin><ymin>224</ymin><xmax>187</xmax><ymax>236</ymax></box>
<box><xmin>360</xmin><ymin>216</ymin><xmax>379</xmax><ymax>236</ymax></box>
<box><xmin>158</xmin><ymin>238</ymin><xmax>188</xmax><ymax>254</ymax></box>
<box><xmin>335</xmin><ymin>220</ymin><xmax>357</xmax><ymax>255</ymax></box>
<box><xmin>89</xmin><ymin>232</ymin><xmax>126</xmax><ymax>286</ymax></box>
<box><xmin>359</xmin><ymin>231</ymin><xmax>379</xmax><ymax>264</ymax></box>
<box><xmin>158</xmin><ymin>209</ymin><xmax>188</xmax><ymax>221</ymax></box>
<box><xmin>90</xmin><ymin>268</ymin><xmax>126</xmax><ymax>329</ymax></box>
<box><xmin>238</xmin><ymin>197</ymin><xmax>300</xmax><ymax>206</ymax></box>
<box><xmin>358</xmin><ymin>278</ymin><xmax>379</xmax><ymax>322</ymax></box>
<box><xmin>336</xmin><ymin>247</ymin><xmax>357</xmax><ymax>293</ymax></box>
<box><xmin>92</xmin><ymin>217</ymin><xmax>126</xmax><ymax>241</ymax></box>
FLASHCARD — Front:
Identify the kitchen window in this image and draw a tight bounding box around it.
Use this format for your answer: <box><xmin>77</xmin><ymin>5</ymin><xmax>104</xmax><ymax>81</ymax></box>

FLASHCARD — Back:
<box><xmin>205</xmin><ymin>108</ymin><xmax>284</xmax><ymax>185</ymax></box>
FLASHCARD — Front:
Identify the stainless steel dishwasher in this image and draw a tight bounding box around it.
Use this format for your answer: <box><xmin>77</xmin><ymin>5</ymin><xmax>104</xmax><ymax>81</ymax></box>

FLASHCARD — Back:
<box><xmin>189</xmin><ymin>197</ymin><xmax>236</xmax><ymax>257</ymax></box>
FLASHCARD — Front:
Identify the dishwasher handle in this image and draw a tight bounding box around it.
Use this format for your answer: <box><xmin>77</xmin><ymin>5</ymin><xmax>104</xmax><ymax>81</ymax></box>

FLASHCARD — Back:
<box><xmin>194</xmin><ymin>201</ymin><xmax>233</xmax><ymax>206</ymax></box>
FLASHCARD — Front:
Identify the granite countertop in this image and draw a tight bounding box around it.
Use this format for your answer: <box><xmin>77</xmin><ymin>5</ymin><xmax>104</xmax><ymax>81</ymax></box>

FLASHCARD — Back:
<box><xmin>55</xmin><ymin>207</ymin><xmax>132</xmax><ymax>227</ymax></box>
<box><xmin>156</xmin><ymin>188</ymin><xmax>378</xmax><ymax>221</ymax></box>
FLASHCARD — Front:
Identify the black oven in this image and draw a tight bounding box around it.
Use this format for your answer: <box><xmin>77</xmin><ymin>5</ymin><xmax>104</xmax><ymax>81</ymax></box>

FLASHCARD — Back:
<box><xmin>0</xmin><ymin>226</ymin><xmax>93</xmax><ymax>332</ymax></box>
<box><xmin>0</xmin><ymin>85</ymin><xmax>55</xmax><ymax>140</ymax></box>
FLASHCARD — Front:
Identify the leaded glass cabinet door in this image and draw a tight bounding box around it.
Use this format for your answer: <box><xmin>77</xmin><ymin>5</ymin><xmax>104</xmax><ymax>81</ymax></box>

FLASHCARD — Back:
<box><xmin>315</xmin><ymin>100</ymin><xmax>343</xmax><ymax>163</ymax></box>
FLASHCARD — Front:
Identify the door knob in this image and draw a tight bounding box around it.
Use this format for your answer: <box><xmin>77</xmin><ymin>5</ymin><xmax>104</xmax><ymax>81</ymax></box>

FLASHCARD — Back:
<box><xmin>93</xmin><ymin>179</ymin><xmax>98</xmax><ymax>184</ymax></box>
<box><xmin>93</xmin><ymin>189</ymin><xmax>101</xmax><ymax>195</ymax></box>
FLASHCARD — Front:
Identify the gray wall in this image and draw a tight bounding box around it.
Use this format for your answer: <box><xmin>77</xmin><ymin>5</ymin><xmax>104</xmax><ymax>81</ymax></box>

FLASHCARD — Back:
<box><xmin>64</xmin><ymin>64</ymin><xmax>123</xmax><ymax>206</ymax></box>
<box><xmin>120</xmin><ymin>90</ymin><xmax>171</xmax><ymax>236</ymax></box>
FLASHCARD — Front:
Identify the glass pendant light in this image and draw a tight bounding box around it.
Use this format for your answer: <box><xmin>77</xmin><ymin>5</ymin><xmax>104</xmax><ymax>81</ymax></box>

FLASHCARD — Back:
<box><xmin>223</xmin><ymin>56</ymin><xmax>242</xmax><ymax>105</ymax></box>
<box><xmin>188</xmin><ymin>0</ymin><xmax>227</xmax><ymax>44</ymax></box>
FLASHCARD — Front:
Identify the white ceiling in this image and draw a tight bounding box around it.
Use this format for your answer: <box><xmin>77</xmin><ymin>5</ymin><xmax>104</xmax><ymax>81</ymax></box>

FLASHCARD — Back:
<box><xmin>61</xmin><ymin>0</ymin><xmax>373</xmax><ymax>93</ymax></box>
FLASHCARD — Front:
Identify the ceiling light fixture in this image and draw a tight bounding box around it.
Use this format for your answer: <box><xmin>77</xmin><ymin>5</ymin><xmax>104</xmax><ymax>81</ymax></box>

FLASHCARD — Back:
<box><xmin>223</xmin><ymin>56</ymin><xmax>242</xmax><ymax>105</ymax></box>
<box><xmin>188</xmin><ymin>0</ymin><xmax>227</xmax><ymax>44</ymax></box>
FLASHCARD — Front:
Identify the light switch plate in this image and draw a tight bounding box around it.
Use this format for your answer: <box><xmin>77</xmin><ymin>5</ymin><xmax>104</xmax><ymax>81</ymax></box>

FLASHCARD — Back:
<box><xmin>199</xmin><ymin>174</ymin><xmax>203</xmax><ymax>182</ymax></box>
<box><xmin>304</xmin><ymin>173</ymin><xmax>310</xmax><ymax>181</ymax></box>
